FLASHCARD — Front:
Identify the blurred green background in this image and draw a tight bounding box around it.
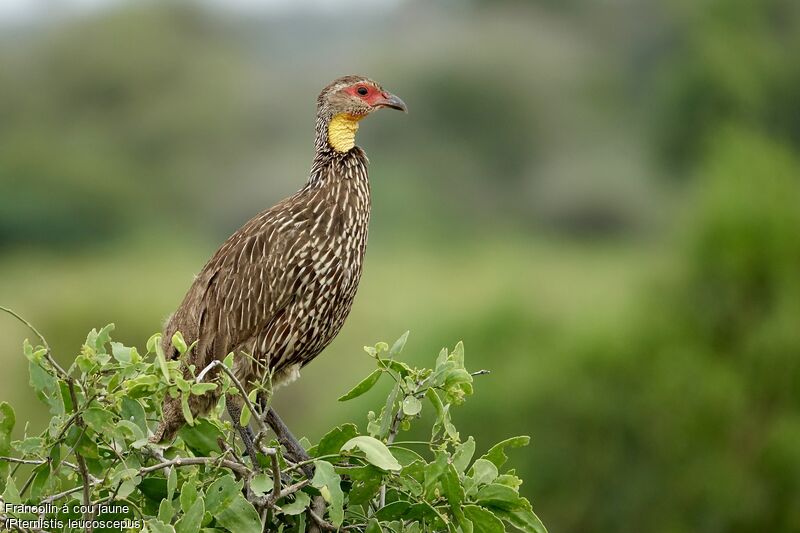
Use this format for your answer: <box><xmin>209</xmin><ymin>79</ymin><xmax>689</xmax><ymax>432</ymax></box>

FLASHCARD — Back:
<box><xmin>1</xmin><ymin>0</ymin><xmax>799</xmax><ymax>531</ymax></box>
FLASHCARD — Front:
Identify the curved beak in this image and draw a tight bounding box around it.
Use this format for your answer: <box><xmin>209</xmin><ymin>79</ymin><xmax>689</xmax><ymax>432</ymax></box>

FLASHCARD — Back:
<box><xmin>374</xmin><ymin>92</ymin><xmax>408</xmax><ymax>113</ymax></box>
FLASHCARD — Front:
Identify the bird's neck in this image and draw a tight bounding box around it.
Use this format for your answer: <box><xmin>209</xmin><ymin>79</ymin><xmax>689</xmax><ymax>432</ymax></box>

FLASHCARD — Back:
<box><xmin>308</xmin><ymin>116</ymin><xmax>370</xmax><ymax>188</ymax></box>
<box><xmin>313</xmin><ymin>111</ymin><xmax>365</xmax><ymax>157</ymax></box>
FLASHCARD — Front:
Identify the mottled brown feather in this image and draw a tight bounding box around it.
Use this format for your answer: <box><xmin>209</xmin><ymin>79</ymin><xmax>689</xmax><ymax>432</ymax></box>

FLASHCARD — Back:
<box><xmin>150</xmin><ymin>75</ymin><xmax>387</xmax><ymax>442</ymax></box>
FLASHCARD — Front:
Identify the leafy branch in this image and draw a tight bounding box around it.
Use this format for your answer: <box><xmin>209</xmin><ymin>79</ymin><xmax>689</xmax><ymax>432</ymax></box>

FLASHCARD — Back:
<box><xmin>0</xmin><ymin>309</ymin><xmax>546</xmax><ymax>533</ymax></box>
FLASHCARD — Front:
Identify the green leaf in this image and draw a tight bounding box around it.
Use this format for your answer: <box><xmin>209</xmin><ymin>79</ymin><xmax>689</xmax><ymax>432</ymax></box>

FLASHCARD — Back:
<box><xmin>442</xmin><ymin>464</ymin><xmax>466</xmax><ymax>526</ymax></box>
<box><xmin>28</xmin><ymin>359</ymin><xmax>62</xmax><ymax>415</ymax></box>
<box><xmin>424</xmin><ymin>452</ymin><xmax>449</xmax><ymax>499</ymax></box>
<box><xmin>239</xmin><ymin>403</ymin><xmax>251</xmax><ymax>427</ymax></box>
<box><xmin>390</xmin><ymin>331</ymin><xmax>410</xmax><ymax>356</ymax></box>
<box><xmin>172</xmin><ymin>331</ymin><xmax>189</xmax><ymax>355</ymax></box>
<box><xmin>167</xmin><ymin>466</ymin><xmax>178</xmax><ymax>501</ymax></box>
<box><xmin>339</xmin><ymin>464</ymin><xmax>384</xmax><ymax>504</ymax></box>
<box><xmin>426</xmin><ymin>388</ymin><xmax>445</xmax><ymax>438</ymax></box>
<box><xmin>453</xmin><ymin>436</ymin><xmax>475</xmax><ymax>473</ymax></box>
<box><xmin>378</xmin><ymin>358</ymin><xmax>413</xmax><ymax>378</ymax></box>
<box><xmin>110</xmin><ymin>342</ymin><xmax>135</xmax><ymax>364</ymax></box>
<box><xmin>75</xmin><ymin>433</ymin><xmax>99</xmax><ymax>459</ymax></box>
<box><xmin>117</xmin><ymin>477</ymin><xmax>139</xmax><ymax>500</ymax></box>
<box><xmin>59</xmin><ymin>381</ymin><xmax>73</xmax><ymax>413</ymax></box>
<box><xmin>124</xmin><ymin>374</ymin><xmax>160</xmax><ymax>397</ymax></box>
<box><xmin>13</xmin><ymin>437</ymin><xmax>44</xmax><ymax>455</ymax></box>
<box><xmin>139</xmin><ymin>478</ymin><xmax>168</xmax><ymax>502</ymax></box>
<box><xmin>365</xmin><ymin>518</ymin><xmax>383</xmax><ymax>533</ymax></box>
<box><xmin>435</xmin><ymin>347</ymin><xmax>449</xmax><ymax>368</ymax></box>
<box><xmin>338</xmin><ymin>369</ymin><xmax>383</xmax><ymax>401</ymax></box>
<box><xmin>280</xmin><ymin>490</ymin><xmax>310</xmax><ymax>515</ymax></box>
<box><xmin>205</xmin><ymin>475</ymin><xmax>241</xmax><ymax>515</ymax></box>
<box><xmin>315</xmin><ymin>423</ymin><xmax>359</xmax><ymax>457</ymax></box>
<box><xmin>83</xmin><ymin>407</ymin><xmax>115</xmax><ymax>434</ymax></box>
<box><xmin>496</xmin><ymin>473</ymin><xmax>523</xmax><ymax>490</ymax></box>
<box><xmin>29</xmin><ymin>463</ymin><xmax>50</xmax><ymax>499</ymax></box>
<box><xmin>2</xmin><ymin>476</ymin><xmax>21</xmax><ymax>504</ymax></box>
<box><xmin>463</xmin><ymin>505</ymin><xmax>505</xmax><ymax>533</ymax></box>
<box><xmin>120</xmin><ymin>397</ymin><xmax>147</xmax><ymax>433</ymax></box>
<box><xmin>176</xmin><ymin>377</ymin><xmax>192</xmax><ymax>393</ymax></box>
<box><xmin>469</xmin><ymin>459</ymin><xmax>499</xmax><ymax>488</ymax></box>
<box><xmin>251</xmin><ymin>473</ymin><xmax>274</xmax><ymax>496</ymax></box>
<box><xmin>341</xmin><ymin>436</ymin><xmax>401</xmax><ymax>472</ymax></box>
<box><xmin>492</xmin><ymin>507</ymin><xmax>548</xmax><ymax>533</ymax></box>
<box><xmin>374</xmin><ymin>501</ymin><xmax>411</xmax><ymax>521</ymax></box>
<box><xmin>158</xmin><ymin>499</ymin><xmax>174</xmax><ymax>524</ymax></box>
<box><xmin>208</xmin><ymin>482</ymin><xmax>261</xmax><ymax>533</ymax></box>
<box><xmin>475</xmin><ymin>483</ymin><xmax>528</xmax><ymax>511</ymax></box>
<box><xmin>402</xmin><ymin>395</ymin><xmax>422</xmax><ymax>416</ymax></box>
<box><xmin>92</xmin><ymin>324</ymin><xmax>115</xmax><ymax>352</ymax></box>
<box><xmin>180</xmin><ymin>479</ymin><xmax>200</xmax><ymax>514</ymax></box>
<box><xmin>154</xmin><ymin>337</ymin><xmax>171</xmax><ymax>382</ymax></box>
<box><xmin>0</xmin><ymin>402</ymin><xmax>15</xmax><ymax>491</ymax></box>
<box><xmin>388</xmin><ymin>446</ymin><xmax>424</xmax><ymax>467</ymax></box>
<box><xmin>452</xmin><ymin>341</ymin><xmax>465</xmax><ymax>366</ymax></box>
<box><xmin>181</xmin><ymin>394</ymin><xmax>194</xmax><ymax>426</ymax></box>
<box><xmin>402</xmin><ymin>501</ymin><xmax>442</xmax><ymax>525</ymax></box>
<box><xmin>176</xmin><ymin>497</ymin><xmax>204</xmax><ymax>533</ymax></box>
<box><xmin>190</xmin><ymin>383</ymin><xmax>217</xmax><ymax>395</ymax></box>
<box><xmin>379</xmin><ymin>383</ymin><xmax>400</xmax><ymax>438</ymax></box>
<box><xmin>311</xmin><ymin>460</ymin><xmax>344</xmax><ymax>527</ymax></box>
<box><xmin>148</xmin><ymin>519</ymin><xmax>176</xmax><ymax>533</ymax></box>
<box><xmin>481</xmin><ymin>436</ymin><xmax>530</xmax><ymax>469</ymax></box>
<box><xmin>146</xmin><ymin>333</ymin><xmax>161</xmax><ymax>353</ymax></box>
<box><xmin>178</xmin><ymin>419</ymin><xmax>223</xmax><ymax>456</ymax></box>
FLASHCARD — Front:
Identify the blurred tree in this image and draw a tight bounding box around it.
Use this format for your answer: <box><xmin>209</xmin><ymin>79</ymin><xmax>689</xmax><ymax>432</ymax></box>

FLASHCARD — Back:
<box><xmin>652</xmin><ymin>0</ymin><xmax>800</xmax><ymax>171</ymax></box>
<box><xmin>0</xmin><ymin>4</ymin><xmax>263</xmax><ymax>248</ymax></box>
<box><xmin>518</xmin><ymin>129</ymin><xmax>800</xmax><ymax>532</ymax></box>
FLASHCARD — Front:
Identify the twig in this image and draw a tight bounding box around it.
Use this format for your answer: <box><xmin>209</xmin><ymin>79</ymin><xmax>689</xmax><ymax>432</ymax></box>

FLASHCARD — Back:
<box><xmin>139</xmin><ymin>456</ymin><xmax>249</xmax><ymax>477</ymax></box>
<box><xmin>0</xmin><ymin>305</ymin><xmax>66</xmax><ymax>377</ymax></box>
<box><xmin>43</xmin><ymin>455</ymin><xmax>251</xmax><ymax>505</ymax></box>
<box><xmin>276</xmin><ymin>479</ymin><xmax>309</xmax><ymax>499</ymax></box>
<box><xmin>282</xmin><ymin>453</ymin><xmax>341</xmax><ymax>475</ymax></box>
<box><xmin>267</xmin><ymin>448</ymin><xmax>282</xmax><ymax>506</ymax></box>
<box><xmin>196</xmin><ymin>360</ymin><xmax>269</xmax><ymax>436</ymax></box>
<box><xmin>377</xmin><ymin>388</ymin><xmax>411</xmax><ymax>509</ymax></box>
<box><xmin>0</xmin><ymin>457</ymin><xmax>45</xmax><ymax>466</ymax></box>
<box><xmin>42</xmin><ymin>483</ymin><xmax>87</xmax><ymax>504</ymax></box>
<box><xmin>308</xmin><ymin>508</ymin><xmax>337</xmax><ymax>531</ymax></box>
<box><xmin>1</xmin><ymin>306</ymin><xmax>96</xmax><ymax>532</ymax></box>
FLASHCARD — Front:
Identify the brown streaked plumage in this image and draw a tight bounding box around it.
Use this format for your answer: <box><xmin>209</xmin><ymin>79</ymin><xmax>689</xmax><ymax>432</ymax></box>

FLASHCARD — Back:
<box><xmin>151</xmin><ymin>75</ymin><xmax>406</xmax><ymax>444</ymax></box>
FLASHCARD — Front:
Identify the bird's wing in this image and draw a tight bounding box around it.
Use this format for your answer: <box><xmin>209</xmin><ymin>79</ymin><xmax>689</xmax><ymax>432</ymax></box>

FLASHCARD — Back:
<box><xmin>165</xmin><ymin>193</ymin><xmax>316</xmax><ymax>368</ymax></box>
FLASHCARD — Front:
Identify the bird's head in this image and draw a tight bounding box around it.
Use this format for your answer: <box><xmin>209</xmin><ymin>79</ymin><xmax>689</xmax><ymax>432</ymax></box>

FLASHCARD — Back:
<box><xmin>316</xmin><ymin>75</ymin><xmax>407</xmax><ymax>153</ymax></box>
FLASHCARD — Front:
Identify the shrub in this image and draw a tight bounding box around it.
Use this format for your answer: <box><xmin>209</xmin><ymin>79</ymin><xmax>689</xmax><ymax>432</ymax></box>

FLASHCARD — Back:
<box><xmin>0</xmin><ymin>316</ymin><xmax>546</xmax><ymax>533</ymax></box>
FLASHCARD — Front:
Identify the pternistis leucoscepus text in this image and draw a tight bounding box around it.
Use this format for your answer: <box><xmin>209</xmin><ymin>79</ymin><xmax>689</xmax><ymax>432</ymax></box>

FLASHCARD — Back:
<box><xmin>150</xmin><ymin>76</ymin><xmax>407</xmax><ymax>462</ymax></box>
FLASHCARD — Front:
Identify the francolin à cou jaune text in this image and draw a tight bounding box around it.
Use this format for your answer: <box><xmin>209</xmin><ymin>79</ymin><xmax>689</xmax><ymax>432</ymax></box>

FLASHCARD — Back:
<box><xmin>150</xmin><ymin>76</ymin><xmax>407</xmax><ymax>454</ymax></box>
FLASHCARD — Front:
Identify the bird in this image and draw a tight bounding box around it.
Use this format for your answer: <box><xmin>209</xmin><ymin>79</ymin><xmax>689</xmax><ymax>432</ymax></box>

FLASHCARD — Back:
<box><xmin>150</xmin><ymin>75</ymin><xmax>407</xmax><ymax>456</ymax></box>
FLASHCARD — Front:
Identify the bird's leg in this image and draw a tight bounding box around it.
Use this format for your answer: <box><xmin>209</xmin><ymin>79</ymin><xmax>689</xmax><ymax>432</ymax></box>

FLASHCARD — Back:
<box><xmin>260</xmin><ymin>407</ymin><xmax>327</xmax><ymax>533</ymax></box>
<box><xmin>226</xmin><ymin>394</ymin><xmax>259</xmax><ymax>461</ymax></box>
<box><xmin>263</xmin><ymin>407</ymin><xmax>310</xmax><ymax>464</ymax></box>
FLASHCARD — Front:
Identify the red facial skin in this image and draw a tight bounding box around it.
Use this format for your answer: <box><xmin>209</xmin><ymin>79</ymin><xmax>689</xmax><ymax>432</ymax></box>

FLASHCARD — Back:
<box><xmin>344</xmin><ymin>84</ymin><xmax>393</xmax><ymax>107</ymax></box>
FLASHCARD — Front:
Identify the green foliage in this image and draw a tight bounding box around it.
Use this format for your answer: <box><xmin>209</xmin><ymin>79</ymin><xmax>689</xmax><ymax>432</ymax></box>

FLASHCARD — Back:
<box><xmin>652</xmin><ymin>0</ymin><xmax>800</xmax><ymax>170</ymax></box>
<box><xmin>510</xmin><ymin>130</ymin><xmax>800</xmax><ymax>533</ymax></box>
<box><xmin>0</xmin><ymin>328</ymin><xmax>545</xmax><ymax>533</ymax></box>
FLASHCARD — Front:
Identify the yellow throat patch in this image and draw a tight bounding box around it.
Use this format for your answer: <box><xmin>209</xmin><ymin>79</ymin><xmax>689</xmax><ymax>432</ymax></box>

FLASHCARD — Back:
<box><xmin>328</xmin><ymin>113</ymin><xmax>363</xmax><ymax>152</ymax></box>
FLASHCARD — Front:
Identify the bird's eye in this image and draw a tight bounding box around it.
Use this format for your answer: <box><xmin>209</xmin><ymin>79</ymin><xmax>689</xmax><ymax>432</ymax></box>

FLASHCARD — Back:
<box><xmin>357</xmin><ymin>86</ymin><xmax>369</xmax><ymax>96</ymax></box>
